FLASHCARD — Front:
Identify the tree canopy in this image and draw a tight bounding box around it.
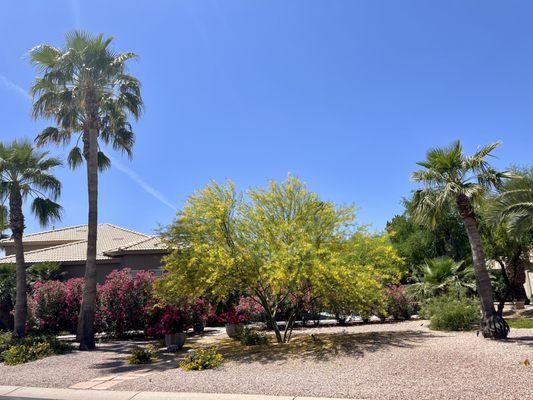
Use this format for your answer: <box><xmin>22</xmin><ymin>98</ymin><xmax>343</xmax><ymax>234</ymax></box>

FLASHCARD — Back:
<box><xmin>159</xmin><ymin>175</ymin><xmax>402</xmax><ymax>342</ymax></box>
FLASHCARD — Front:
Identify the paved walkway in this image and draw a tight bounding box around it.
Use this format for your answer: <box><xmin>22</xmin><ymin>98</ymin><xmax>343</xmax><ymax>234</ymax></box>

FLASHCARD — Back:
<box><xmin>0</xmin><ymin>386</ymin><xmax>349</xmax><ymax>400</ymax></box>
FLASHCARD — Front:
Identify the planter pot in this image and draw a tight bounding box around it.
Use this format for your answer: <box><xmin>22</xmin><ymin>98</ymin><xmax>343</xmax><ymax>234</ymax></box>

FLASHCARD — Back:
<box><xmin>193</xmin><ymin>322</ymin><xmax>205</xmax><ymax>334</ymax></box>
<box><xmin>225</xmin><ymin>323</ymin><xmax>244</xmax><ymax>338</ymax></box>
<box><xmin>165</xmin><ymin>333</ymin><xmax>186</xmax><ymax>351</ymax></box>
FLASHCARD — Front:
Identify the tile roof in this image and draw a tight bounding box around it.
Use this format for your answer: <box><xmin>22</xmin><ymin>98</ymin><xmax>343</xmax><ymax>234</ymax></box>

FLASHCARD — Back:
<box><xmin>0</xmin><ymin>224</ymin><xmax>166</xmax><ymax>264</ymax></box>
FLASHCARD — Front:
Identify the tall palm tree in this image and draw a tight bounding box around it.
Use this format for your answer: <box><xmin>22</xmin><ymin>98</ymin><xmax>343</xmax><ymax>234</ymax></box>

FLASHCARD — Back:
<box><xmin>29</xmin><ymin>31</ymin><xmax>143</xmax><ymax>350</ymax></box>
<box><xmin>0</xmin><ymin>140</ymin><xmax>62</xmax><ymax>338</ymax></box>
<box><xmin>410</xmin><ymin>140</ymin><xmax>511</xmax><ymax>339</ymax></box>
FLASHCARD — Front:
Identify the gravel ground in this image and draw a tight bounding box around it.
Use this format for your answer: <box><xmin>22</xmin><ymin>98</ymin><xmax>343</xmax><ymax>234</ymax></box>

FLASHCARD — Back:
<box><xmin>0</xmin><ymin>339</ymin><xmax>159</xmax><ymax>388</ymax></box>
<box><xmin>115</xmin><ymin>321</ymin><xmax>533</xmax><ymax>400</ymax></box>
<box><xmin>1</xmin><ymin>321</ymin><xmax>532</xmax><ymax>399</ymax></box>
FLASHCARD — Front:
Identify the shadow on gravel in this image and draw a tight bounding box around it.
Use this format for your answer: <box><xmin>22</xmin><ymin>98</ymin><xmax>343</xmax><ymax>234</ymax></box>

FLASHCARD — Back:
<box><xmin>507</xmin><ymin>336</ymin><xmax>533</xmax><ymax>347</ymax></box>
<box><xmin>218</xmin><ymin>329</ymin><xmax>437</xmax><ymax>364</ymax></box>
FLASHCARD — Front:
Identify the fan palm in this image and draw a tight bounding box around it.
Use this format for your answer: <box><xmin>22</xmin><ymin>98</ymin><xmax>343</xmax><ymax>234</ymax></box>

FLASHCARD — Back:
<box><xmin>410</xmin><ymin>140</ymin><xmax>511</xmax><ymax>339</ymax></box>
<box><xmin>408</xmin><ymin>257</ymin><xmax>475</xmax><ymax>300</ymax></box>
<box><xmin>29</xmin><ymin>30</ymin><xmax>143</xmax><ymax>350</ymax></box>
<box><xmin>0</xmin><ymin>140</ymin><xmax>62</xmax><ymax>338</ymax></box>
<box><xmin>488</xmin><ymin>170</ymin><xmax>533</xmax><ymax>236</ymax></box>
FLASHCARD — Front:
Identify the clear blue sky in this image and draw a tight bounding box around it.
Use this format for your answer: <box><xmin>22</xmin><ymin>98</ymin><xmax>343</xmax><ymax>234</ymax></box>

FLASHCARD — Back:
<box><xmin>1</xmin><ymin>1</ymin><xmax>532</xmax><ymax>236</ymax></box>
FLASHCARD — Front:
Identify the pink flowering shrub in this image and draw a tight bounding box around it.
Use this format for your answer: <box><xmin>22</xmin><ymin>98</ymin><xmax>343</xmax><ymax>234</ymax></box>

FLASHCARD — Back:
<box><xmin>98</xmin><ymin>269</ymin><xmax>155</xmax><ymax>337</ymax></box>
<box><xmin>216</xmin><ymin>307</ymin><xmax>247</xmax><ymax>324</ymax></box>
<box><xmin>32</xmin><ymin>280</ymin><xmax>68</xmax><ymax>333</ymax></box>
<box><xmin>385</xmin><ymin>285</ymin><xmax>417</xmax><ymax>320</ymax></box>
<box><xmin>145</xmin><ymin>303</ymin><xmax>191</xmax><ymax>336</ymax></box>
<box><xmin>64</xmin><ymin>278</ymin><xmax>84</xmax><ymax>332</ymax></box>
<box><xmin>235</xmin><ymin>296</ymin><xmax>264</xmax><ymax>322</ymax></box>
<box><xmin>190</xmin><ymin>298</ymin><xmax>212</xmax><ymax>324</ymax></box>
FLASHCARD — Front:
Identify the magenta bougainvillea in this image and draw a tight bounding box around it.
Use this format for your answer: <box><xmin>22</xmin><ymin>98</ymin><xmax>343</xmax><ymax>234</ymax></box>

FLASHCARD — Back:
<box><xmin>144</xmin><ymin>303</ymin><xmax>191</xmax><ymax>336</ymax></box>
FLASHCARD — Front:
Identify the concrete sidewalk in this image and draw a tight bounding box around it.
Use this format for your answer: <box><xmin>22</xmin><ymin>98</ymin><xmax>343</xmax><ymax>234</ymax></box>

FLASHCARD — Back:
<box><xmin>0</xmin><ymin>386</ymin><xmax>352</xmax><ymax>400</ymax></box>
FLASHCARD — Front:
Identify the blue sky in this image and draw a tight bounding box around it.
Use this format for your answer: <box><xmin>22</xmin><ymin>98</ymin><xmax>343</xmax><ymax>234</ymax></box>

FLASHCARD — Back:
<box><xmin>1</xmin><ymin>1</ymin><xmax>532</xmax><ymax>236</ymax></box>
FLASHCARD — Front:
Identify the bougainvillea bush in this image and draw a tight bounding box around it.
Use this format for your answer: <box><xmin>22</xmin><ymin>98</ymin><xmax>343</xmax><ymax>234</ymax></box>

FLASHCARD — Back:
<box><xmin>98</xmin><ymin>269</ymin><xmax>155</xmax><ymax>337</ymax></box>
<box><xmin>145</xmin><ymin>303</ymin><xmax>191</xmax><ymax>336</ymax></box>
<box><xmin>189</xmin><ymin>298</ymin><xmax>212</xmax><ymax>325</ymax></box>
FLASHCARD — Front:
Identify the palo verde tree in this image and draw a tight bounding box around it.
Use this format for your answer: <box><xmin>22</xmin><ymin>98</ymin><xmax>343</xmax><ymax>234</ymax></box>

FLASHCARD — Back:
<box><xmin>410</xmin><ymin>140</ymin><xmax>511</xmax><ymax>339</ymax></box>
<box><xmin>29</xmin><ymin>31</ymin><xmax>143</xmax><ymax>350</ymax></box>
<box><xmin>159</xmin><ymin>175</ymin><xmax>398</xmax><ymax>343</ymax></box>
<box><xmin>0</xmin><ymin>140</ymin><xmax>62</xmax><ymax>338</ymax></box>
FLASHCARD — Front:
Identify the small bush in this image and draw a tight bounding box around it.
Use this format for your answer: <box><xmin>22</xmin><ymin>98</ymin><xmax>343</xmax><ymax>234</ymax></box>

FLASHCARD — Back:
<box><xmin>420</xmin><ymin>296</ymin><xmax>480</xmax><ymax>331</ymax></box>
<box><xmin>237</xmin><ymin>327</ymin><xmax>268</xmax><ymax>346</ymax></box>
<box><xmin>126</xmin><ymin>346</ymin><xmax>153</xmax><ymax>364</ymax></box>
<box><xmin>180</xmin><ymin>347</ymin><xmax>223</xmax><ymax>371</ymax></box>
<box><xmin>1</xmin><ymin>336</ymin><xmax>71</xmax><ymax>365</ymax></box>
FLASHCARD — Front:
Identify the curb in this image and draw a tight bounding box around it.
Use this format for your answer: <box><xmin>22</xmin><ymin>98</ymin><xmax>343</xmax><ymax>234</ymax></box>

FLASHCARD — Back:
<box><xmin>0</xmin><ymin>386</ymin><xmax>353</xmax><ymax>400</ymax></box>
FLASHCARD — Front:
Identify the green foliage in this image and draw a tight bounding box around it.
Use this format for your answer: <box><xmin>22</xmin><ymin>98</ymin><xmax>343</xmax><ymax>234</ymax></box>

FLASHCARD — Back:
<box><xmin>386</xmin><ymin>207</ymin><xmax>470</xmax><ymax>274</ymax></box>
<box><xmin>180</xmin><ymin>346</ymin><xmax>223</xmax><ymax>371</ymax></box>
<box><xmin>420</xmin><ymin>296</ymin><xmax>480</xmax><ymax>331</ymax></box>
<box><xmin>487</xmin><ymin>166</ymin><xmax>533</xmax><ymax>236</ymax></box>
<box><xmin>30</xmin><ymin>30</ymin><xmax>143</xmax><ymax>167</ymax></box>
<box><xmin>507</xmin><ymin>318</ymin><xmax>533</xmax><ymax>329</ymax></box>
<box><xmin>126</xmin><ymin>346</ymin><xmax>153</xmax><ymax>364</ymax></box>
<box><xmin>27</xmin><ymin>262</ymin><xmax>64</xmax><ymax>284</ymax></box>
<box><xmin>0</xmin><ymin>264</ymin><xmax>16</xmax><ymax>306</ymax></box>
<box><xmin>408</xmin><ymin>257</ymin><xmax>475</xmax><ymax>301</ymax></box>
<box><xmin>0</xmin><ymin>140</ymin><xmax>63</xmax><ymax>228</ymax></box>
<box><xmin>159</xmin><ymin>176</ymin><xmax>402</xmax><ymax>343</ymax></box>
<box><xmin>0</xmin><ymin>331</ymin><xmax>12</xmax><ymax>361</ymax></box>
<box><xmin>236</xmin><ymin>327</ymin><xmax>268</xmax><ymax>346</ymax></box>
<box><xmin>1</xmin><ymin>336</ymin><xmax>71</xmax><ymax>365</ymax></box>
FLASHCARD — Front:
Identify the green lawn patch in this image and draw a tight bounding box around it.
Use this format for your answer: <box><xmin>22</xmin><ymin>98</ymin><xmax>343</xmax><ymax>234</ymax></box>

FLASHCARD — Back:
<box><xmin>507</xmin><ymin>318</ymin><xmax>533</xmax><ymax>329</ymax></box>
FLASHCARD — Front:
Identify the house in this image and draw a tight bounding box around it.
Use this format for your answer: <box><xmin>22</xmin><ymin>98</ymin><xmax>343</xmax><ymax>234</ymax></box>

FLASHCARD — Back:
<box><xmin>0</xmin><ymin>224</ymin><xmax>168</xmax><ymax>283</ymax></box>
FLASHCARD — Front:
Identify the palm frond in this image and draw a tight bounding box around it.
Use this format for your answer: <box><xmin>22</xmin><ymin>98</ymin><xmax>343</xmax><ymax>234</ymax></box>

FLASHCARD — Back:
<box><xmin>31</xmin><ymin>197</ymin><xmax>62</xmax><ymax>227</ymax></box>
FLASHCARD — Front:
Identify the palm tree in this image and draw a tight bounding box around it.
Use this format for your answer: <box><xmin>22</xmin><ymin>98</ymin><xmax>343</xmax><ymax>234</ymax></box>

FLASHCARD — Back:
<box><xmin>0</xmin><ymin>140</ymin><xmax>62</xmax><ymax>338</ymax></box>
<box><xmin>410</xmin><ymin>140</ymin><xmax>511</xmax><ymax>339</ymax></box>
<box><xmin>488</xmin><ymin>168</ymin><xmax>533</xmax><ymax>236</ymax></box>
<box><xmin>29</xmin><ymin>31</ymin><xmax>143</xmax><ymax>350</ymax></box>
<box><xmin>408</xmin><ymin>257</ymin><xmax>475</xmax><ymax>300</ymax></box>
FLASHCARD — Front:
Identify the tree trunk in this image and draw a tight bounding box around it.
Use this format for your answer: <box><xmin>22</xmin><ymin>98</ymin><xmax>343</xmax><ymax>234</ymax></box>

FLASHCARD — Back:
<box><xmin>456</xmin><ymin>194</ymin><xmax>509</xmax><ymax>339</ymax></box>
<box><xmin>10</xmin><ymin>186</ymin><xmax>27</xmax><ymax>339</ymax></box>
<box><xmin>78</xmin><ymin>90</ymin><xmax>100</xmax><ymax>350</ymax></box>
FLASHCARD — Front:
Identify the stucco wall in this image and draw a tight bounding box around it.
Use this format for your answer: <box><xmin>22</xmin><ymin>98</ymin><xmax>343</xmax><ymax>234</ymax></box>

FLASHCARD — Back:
<box><xmin>119</xmin><ymin>253</ymin><xmax>164</xmax><ymax>271</ymax></box>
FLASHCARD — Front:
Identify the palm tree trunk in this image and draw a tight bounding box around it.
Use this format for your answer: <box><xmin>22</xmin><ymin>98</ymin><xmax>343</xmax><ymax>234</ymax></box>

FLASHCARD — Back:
<box><xmin>456</xmin><ymin>194</ymin><xmax>509</xmax><ymax>339</ymax></box>
<box><xmin>78</xmin><ymin>92</ymin><xmax>99</xmax><ymax>350</ymax></box>
<box><xmin>10</xmin><ymin>186</ymin><xmax>27</xmax><ymax>338</ymax></box>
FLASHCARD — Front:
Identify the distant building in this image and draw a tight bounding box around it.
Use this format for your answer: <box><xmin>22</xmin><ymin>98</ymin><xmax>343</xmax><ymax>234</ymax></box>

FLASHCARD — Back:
<box><xmin>0</xmin><ymin>224</ymin><xmax>168</xmax><ymax>283</ymax></box>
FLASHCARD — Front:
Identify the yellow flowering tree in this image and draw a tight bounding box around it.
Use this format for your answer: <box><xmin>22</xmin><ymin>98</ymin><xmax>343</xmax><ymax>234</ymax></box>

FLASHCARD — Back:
<box><xmin>158</xmin><ymin>175</ymin><xmax>402</xmax><ymax>343</ymax></box>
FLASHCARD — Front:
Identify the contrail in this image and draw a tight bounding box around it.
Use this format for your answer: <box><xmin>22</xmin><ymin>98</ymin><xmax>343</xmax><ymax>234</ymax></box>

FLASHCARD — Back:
<box><xmin>110</xmin><ymin>158</ymin><xmax>177</xmax><ymax>212</ymax></box>
<box><xmin>0</xmin><ymin>75</ymin><xmax>31</xmax><ymax>101</ymax></box>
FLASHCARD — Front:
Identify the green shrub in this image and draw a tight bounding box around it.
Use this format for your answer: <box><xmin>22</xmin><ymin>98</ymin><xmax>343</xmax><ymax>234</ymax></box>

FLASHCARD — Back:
<box><xmin>237</xmin><ymin>327</ymin><xmax>268</xmax><ymax>346</ymax></box>
<box><xmin>126</xmin><ymin>346</ymin><xmax>153</xmax><ymax>364</ymax></box>
<box><xmin>1</xmin><ymin>336</ymin><xmax>71</xmax><ymax>365</ymax></box>
<box><xmin>420</xmin><ymin>296</ymin><xmax>480</xmax><ymax>331</ymax></box>
<box><xmin>180</xmin><ymin>346</ymin><xmax>223</xmax><ymax>371</ymax></box>
<box><xmin>0</xmin><ymin>332</ymin><xmax>12</xmax><ymax>362</ymax></box>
